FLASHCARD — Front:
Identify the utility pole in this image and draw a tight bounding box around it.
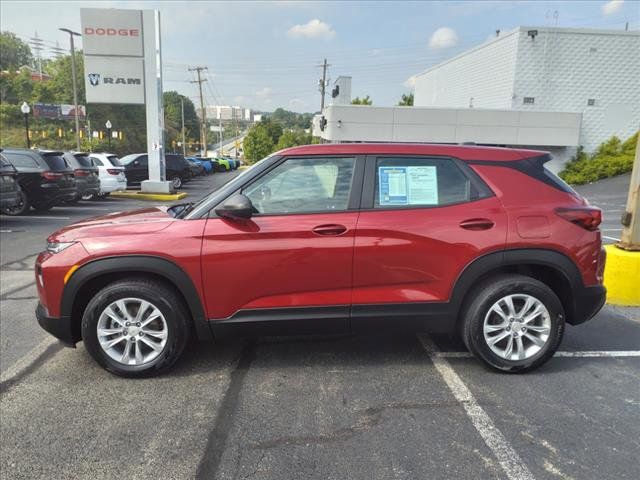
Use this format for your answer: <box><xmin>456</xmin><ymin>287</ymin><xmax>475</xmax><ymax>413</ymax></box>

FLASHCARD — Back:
<box><xmin>318</xmin><ymin>58</ymin><xmax>330</xmax><ymax>112</ymax></box>
<box><xmin>189</xmin><ymin>66</ymin><xmax>208</xmax><ymax>156</ymax></box>
<box><xmin>619</xmin><ymin>134</ymin><xmax>640</xmax><ymax>250</ymax></box>
<box><xmin>181</xmin><ymin>97</ymin><xmax>186</xmax><ymax>156</ymax></box>
<box><xmin>59</xmin><ymin>28</ymin><xmax>82</xmax><ymax>151</ymax></box>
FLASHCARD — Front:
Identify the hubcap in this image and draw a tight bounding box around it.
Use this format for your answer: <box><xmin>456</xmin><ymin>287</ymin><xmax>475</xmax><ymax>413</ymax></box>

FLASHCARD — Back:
<box><xmin>97</xmin><ymin>298</ymin><xmax>168</xmax><ymax>366</ymax></box>
<box><xmin>483</xmin><ymin>294</ymin><xmax>551</xmax><ymax>361</ymax></box>
<box><xmin>172</xmin><ymin>177</ymin><xmax>181</xmax><ymax>188</ymax></box>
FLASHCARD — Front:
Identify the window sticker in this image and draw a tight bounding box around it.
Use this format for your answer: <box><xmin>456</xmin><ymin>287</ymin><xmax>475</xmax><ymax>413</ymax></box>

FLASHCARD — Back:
<box><xmin>379</xmin><ymin>166</ymin><xmax>438</xmax><ymax>205</ymax></box>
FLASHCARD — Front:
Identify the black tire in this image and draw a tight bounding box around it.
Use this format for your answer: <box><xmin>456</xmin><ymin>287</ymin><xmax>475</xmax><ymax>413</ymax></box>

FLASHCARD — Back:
<box><xmin>2</xmin><ymin>188</ymin><xmax>30</xmax><ymax>216</ymax></box>
<box><xmin>460</xmin><ymin>274</ymin><xmax>565</xmax><ymax>373</ymax></box>
<box><xmin>81</xmin><ymin>278</ymin><xmax>191</xmax><ymax>377</ymax></box>
<box><xmin>170</xmin><ymin>175</ymin><xmax>182</xmax><ymax>189</ymax></box>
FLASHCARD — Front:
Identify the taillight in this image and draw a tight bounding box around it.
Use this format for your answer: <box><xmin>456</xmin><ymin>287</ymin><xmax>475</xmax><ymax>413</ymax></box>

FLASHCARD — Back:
<box><xmin>555</xmin><ymin>206</ymin><xmax>602</xmax><ymax>231</ymax></box>
<box><xmin>107</xmin><ymin>169</ymin><xmax>121</xmax><ymax>175</ymax></box>
<box><xmin>74</xmin><ymin>169</ymin><xmax>91</xmax><ymax>177</ymax></box>
<box><xmin>41</xmin><ymin>171</ymin><xmax>63</xmax><ymax>181</ymax></box>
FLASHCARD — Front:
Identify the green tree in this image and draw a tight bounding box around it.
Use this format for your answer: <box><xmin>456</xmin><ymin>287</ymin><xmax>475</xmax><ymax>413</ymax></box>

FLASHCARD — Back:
<box><xmin>398</xmin><ymin>93</ymin><xmax>414</xmax><ymax>106</ymax></box>
<box><xmin>243</xmin><ymin>123</ymin><xmax>275</xmax><ymax>163</ymax></box>
<box><xmin>163</xmin><ymin>91</ymin><xmax>199</xmax><ymax>152</ymax></box>
<box><xmin>45</xmin><ymin>51</ymin><xmax>85</xmax><ymax>104</ymax></box>
<box><xmin>351</xmin><ymin>95</ymin><xmax>372</xmax><ymax>105</ymax></box>
<box><xmin>275</xmin><ymin>129</ymin><xmax>312</xmax><ymax>150</ymax></box>
<box><xmin>0</xmin><ymin>32</ymin><xmax>33</xmax><ymax>70</ymax></box>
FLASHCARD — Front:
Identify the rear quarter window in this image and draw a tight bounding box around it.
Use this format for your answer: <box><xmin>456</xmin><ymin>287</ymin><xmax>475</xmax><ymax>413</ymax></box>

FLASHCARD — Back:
<box><xmin>4</xmin><ymin>152</ymin><xmax>39</xmax><ymax>168</ymax></box>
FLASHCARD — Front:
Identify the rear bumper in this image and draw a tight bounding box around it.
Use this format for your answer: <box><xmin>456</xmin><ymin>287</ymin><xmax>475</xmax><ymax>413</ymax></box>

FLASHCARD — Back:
<box><xmin>570</xmin><ymin>285</ymin><xmax>607</xmax><ymax>325</ymax></box>
<box><xmin>99</xmin><ymin>177</ymin><xmax>127</xmax><ymax>194</ymax></box>
<box><xmin>36</xmin><ymin>303</ymin><xmax>76</xmax><ymax>346</ymax></box>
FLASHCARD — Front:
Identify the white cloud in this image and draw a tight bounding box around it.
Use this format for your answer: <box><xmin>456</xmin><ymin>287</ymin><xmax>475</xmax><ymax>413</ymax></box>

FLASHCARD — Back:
<box><xmin>255</xmin><ymin>87</ymin><xmax>272</xmax><ymax>98</ymax></box>
<box><xmin>429</xmin><ymin>27</ymin><xmax>458</xmax><ymax>49</ymax></box>
<box><xmin>403</xmin><ymin>75</ymin><xmax>417</xmax><ymax>89</ymax></box>
<box><xmin>288</xmin><ymin>98</ymin><xmax>306</xmax><ymax>110</ymax></box>
<box><xmin>287</xmin><ymin>19</ymin><xmax>336</xmax><ymax>40</ymax></box>
<box><xmin>601</xmin><ymin>0</ymin><xmax>624</xmax><ymax>15</ymax></box>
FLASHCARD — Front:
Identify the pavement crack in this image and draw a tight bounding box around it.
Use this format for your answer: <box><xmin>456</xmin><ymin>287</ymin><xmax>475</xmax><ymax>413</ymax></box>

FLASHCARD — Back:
<box><xmin>248</xmin><ymin>400</ymin><xmax>460</xmax><ymax>450</ymax></box>
<box><xmin>195</xmin><ymin>340</ymin><xmax>257</xmax><ymax>480</ymax></box>
<box><xmin>0</xmin><ymin>282</ymin><xmax>35</xmax><ymax>301</ymax></box>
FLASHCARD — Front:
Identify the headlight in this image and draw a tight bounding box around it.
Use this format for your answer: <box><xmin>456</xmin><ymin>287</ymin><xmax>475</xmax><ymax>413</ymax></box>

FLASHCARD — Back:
<box><xmin>47</xmin><ymin>241</ymin><xmax>76</xmax><ymax>254</ymax></box>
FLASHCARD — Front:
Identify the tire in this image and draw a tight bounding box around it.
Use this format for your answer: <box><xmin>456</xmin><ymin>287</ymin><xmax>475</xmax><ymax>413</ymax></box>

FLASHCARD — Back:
<box><xmin>81</xmin><ymin>278</ymin><xmax>191</xmax><ymax>377</ymax></box>
<box><xmin>2</xmin><ymin>188</ymin><xmax>29</xmax><ymax>215</ymax></box>
<box><xmin>460</xmin><ymin>274</ymin><xmax>565</xmax><ymax>373</ymax></box>
<box><xmin>170</xmin><ymin>175</ymin><xmax>182</xmax><ymax>189</ymax></box>
<box><xmin>66</xmin><ymin>196</ymin><xmax>81</xmax><ymax>204</ymax></box>
<box><xmin>81</xmin><ymin>192</ymin><xmax>96</xmax><ymax>201</ymax></box>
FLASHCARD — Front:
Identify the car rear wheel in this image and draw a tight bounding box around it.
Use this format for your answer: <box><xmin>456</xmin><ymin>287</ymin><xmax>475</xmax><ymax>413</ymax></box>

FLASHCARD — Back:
<box><xmin>81</xmin><ymin>279</ymin><xmax>191</xmax><ymax>377</ymax></box>
<box><xmin>170</xmin><ymin>175</ymin><xmax>182</xmax><ymax>189</ymax></box>
<box><xmin>460</xmin><ymin>274</ymin><xmax>564</xmax><ymax>373</ymax></box>
<box><xmin>2</xmin><ymin>188</ymin><xmax>29</xmax><ymax>215</ymax></box>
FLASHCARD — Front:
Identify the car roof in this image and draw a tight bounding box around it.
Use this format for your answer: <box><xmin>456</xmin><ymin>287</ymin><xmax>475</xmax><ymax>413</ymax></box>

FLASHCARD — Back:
<box><xmin>276</xmin><ymin>143</ymin><xmax>547</xmax><ymax>161</ymax></box>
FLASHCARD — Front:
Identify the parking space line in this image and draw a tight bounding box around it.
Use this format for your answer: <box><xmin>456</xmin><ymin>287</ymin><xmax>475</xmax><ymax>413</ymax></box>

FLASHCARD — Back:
<box><xmin>418</xmin><ymin>334</ymin><xmax>535</xmax><ymax>480</ymax></box>
<box><xmin>5</xmin><ymin>216</ymin><xmax>72</xmax><ymax>220</ymax></box>
<box><xmin>432</xmin><ymin>350</ymin><xmax>640</xmax><ymax>358</ymax></box>
<box><xmin>603</xmin><ymin>236</ymin><xmax>620</xmax><ymax>241</ymax></box>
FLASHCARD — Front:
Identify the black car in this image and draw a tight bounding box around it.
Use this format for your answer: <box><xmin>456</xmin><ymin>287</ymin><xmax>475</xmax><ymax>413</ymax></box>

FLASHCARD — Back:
<box><xmin>0</xmin><ymin>150</ymin><xmax>20</xmax><ymax>212</ymax></box>
<box><xmin>63</xmin><ymin>152</ymin><xmax>101</xmax><ymax>202</ymax></box>
<box><xmin>1</xmin><ymin>149</ymin><xmax>76</xmax><ymax>215</ymax></box>
<box><xmin>186</xmin><ymin>158</ymin><xmax>204</xmax><ymax>177</ymax></box>
<box><xmin>120</xmin><ymin>153</ymin><xmax>192</xmax><ymax>189</ymax></box>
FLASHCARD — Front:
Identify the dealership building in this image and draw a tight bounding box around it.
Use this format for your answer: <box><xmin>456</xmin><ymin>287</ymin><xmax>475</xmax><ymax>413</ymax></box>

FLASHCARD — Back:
<box><xmin>314</xmin><ymin>27</ymin><xmax>639</xmax><ymax>171</ymax></box>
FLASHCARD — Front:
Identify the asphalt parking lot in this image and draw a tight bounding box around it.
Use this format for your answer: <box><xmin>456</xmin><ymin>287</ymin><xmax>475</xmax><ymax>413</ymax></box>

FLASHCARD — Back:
<box><xmin>1</xmin><ymin>172</ymin><xmax>638</xmax><ymax>480</ymax></box>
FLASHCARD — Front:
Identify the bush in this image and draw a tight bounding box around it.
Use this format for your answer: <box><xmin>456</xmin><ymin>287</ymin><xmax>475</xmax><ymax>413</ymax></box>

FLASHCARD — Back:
<box><xmin>559</xmin><ymin>131</ymin><xmax>638</xmax><ymax>185</ymax></box>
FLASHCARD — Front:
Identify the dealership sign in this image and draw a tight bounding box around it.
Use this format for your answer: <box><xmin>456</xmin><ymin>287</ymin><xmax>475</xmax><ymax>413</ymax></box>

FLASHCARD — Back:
<box><xmin>81</xmin><ymin>8</ymin><xmax>145</xmax><ymax>104</ymax></box>
<box><xmin>33</xmin><ymin>103</ymin><xmax>86</xmax><ymax>120</ymax></box>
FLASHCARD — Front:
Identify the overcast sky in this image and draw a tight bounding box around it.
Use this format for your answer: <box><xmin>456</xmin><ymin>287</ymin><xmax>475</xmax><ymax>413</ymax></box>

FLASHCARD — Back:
<box><xmin>1</xmin><ymin>0</ymin><xmax>638</xmax><ymax>112</ymax></box>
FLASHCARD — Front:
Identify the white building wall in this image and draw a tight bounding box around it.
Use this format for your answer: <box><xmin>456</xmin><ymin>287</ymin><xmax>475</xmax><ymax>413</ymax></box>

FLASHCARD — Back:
<box><xmin>512</xmin><ymin>28</ymin><xmax>640</xmax><ymax>151</ymax></box>
<box><xmin>414</xmin><ymin>30</ymin><xmax>519</xmax><ymax>109</ymax></box>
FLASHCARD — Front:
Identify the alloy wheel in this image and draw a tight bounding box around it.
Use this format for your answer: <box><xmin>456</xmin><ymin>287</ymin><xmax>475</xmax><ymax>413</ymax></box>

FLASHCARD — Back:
<box><xmin>96</xmin><ymin>298</ymin><xmax>168</xmax><ymax>366</ymax></box>
<box><xmin>483</xmin><ymin>294</ymin><xmax>551</xmax><ymax>361</ymax></box>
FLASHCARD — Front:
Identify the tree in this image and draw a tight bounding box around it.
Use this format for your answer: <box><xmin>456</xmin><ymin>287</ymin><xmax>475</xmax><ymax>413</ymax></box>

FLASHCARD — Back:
<box><xmin>243</xmin><ymin>123</ymin><xmax>275</xmax><ymax>163</ymax></box>
<box><xmin>398</xmin><ymin>93</ymin><xmax>414</xmax><ymax>106</ymax></box>
<box><xmin>45</xmin><ymin>52</ymin><xmax>85</xmax><ymax>104</ymax></box>
<box><xmin>351</xmin><ymin>95</ymin><xmax>372</xmax><ymax>105</ymax></box>
<box><xmin>276</xmin><ymin>129</ymin><xmax>312</xmax><ymax>150</ymax></box>
<box><xmin>163</xmin><ymin>91</ymin><xmax>199</xmax><ymax>152</ymax></box>
<box><xmin>0</xmin><ymin>32</ymin><xmax>33</xmax><ymax>70</ymax></box>
<box><xmin>269</xmin><ymin>108</ymin><xmax>314</xmax><ymax>129</ymax></box>
<box><xmin>260</xmin><ymin>118</ymin><xmax>283</xmax><ymax>144</ymax></box>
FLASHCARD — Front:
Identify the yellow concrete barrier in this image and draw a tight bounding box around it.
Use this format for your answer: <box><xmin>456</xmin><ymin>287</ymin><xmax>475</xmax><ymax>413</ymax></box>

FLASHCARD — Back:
<box><xmin>109</xmin><ymin>191</ymin><xmax>188</xmax><ymax>201</ymax></box>
<box><xmin>604</xmin><ymin>244</ymin><xmax>640</xmax><ymax>306</ymax></box>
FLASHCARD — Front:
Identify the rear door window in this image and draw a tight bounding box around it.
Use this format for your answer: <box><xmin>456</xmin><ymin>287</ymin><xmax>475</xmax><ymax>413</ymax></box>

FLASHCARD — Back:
<box><xmin>42</xmin><ymin>153</ymin><xmax>70</xmax><ymax>171</ymax></box>
<box><xmin>374</xmin><ymin>157</ymin><xmax>490</xmax><ymax>208</ymax></box>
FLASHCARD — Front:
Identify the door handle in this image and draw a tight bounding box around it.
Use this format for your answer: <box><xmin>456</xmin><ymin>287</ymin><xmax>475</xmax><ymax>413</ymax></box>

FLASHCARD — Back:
<box><xmin>459</xmin><ymin>218</ymin><xmax>495</xmax><ymax>231</ymax></box>
<box><xmin>312</xmin><ymin>224</ymin><xmax>348</xmax><ymax>236</ymax></box>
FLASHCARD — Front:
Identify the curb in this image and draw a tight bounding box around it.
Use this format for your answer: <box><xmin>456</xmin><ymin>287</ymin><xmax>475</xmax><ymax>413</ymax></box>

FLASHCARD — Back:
<box><xmin>109</xmin><ymin>191</ymin><xmax>188</xmax><ymax>201</ymax></box>
<box><xmin>603</xmin><ymin>244</ymin><xmax>640</xmax><ymax>306</ymax></box>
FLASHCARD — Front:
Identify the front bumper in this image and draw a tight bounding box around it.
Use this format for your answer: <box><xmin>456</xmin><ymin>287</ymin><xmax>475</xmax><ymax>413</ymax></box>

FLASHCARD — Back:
<box><xmin>570</xmin><ymin>285</ymin><xmax>607</xmax><ymax>325</ymax></box>
<box><xmin>36</xmin><ymin>303</ymin><xmax>76</xmax><ymax>346</ymax></box>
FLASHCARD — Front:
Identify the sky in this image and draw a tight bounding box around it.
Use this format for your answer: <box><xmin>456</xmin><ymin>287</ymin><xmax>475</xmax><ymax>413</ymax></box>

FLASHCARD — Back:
<box><xmin>1</xmin><ymin>0</ymin><xmax>638</xmax><ymax>113</ymax></box>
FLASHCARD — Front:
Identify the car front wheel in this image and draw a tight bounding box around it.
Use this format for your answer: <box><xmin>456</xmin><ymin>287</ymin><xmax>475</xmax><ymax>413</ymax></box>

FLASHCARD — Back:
<box><xmin>2</xmin><ymin>189</ymin><xmax>29</xmax><ymax>215</ymax></box>
<box><xmin>81</xmin><ymin>279</ymin><xmax>190</xmax><ymax>377</ymax></box>
<box><xmin>461</xmin><ymin>274</ymin><xmax>564</xmax><ymax>373</ymax></box>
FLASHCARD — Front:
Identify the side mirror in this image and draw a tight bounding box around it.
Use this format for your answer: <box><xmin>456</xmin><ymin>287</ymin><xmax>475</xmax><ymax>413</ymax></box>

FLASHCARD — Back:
<box><xmin>215</xmin><ymin>194</ymin><xmax>253</xmax><ymax>220</ymax></box>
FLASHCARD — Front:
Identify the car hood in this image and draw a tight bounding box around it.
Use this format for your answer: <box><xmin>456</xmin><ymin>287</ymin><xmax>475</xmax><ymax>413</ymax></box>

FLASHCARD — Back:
<box><xmin>49</xmin><ymin>207</ymin><xmax>174</xmax><ymax>242</ymax></box>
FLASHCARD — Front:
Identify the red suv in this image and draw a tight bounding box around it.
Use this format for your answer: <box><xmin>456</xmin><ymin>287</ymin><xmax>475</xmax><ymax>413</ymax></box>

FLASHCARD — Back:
<box><xmin>35</xmin><ymin>144</ymin><xmax>606</xmax><ymax>376</ymax></box>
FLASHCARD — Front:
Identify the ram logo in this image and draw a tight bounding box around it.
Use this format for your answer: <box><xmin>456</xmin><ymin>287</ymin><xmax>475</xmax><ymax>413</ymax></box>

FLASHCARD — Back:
<box><xmin>88</xmin><ymin>73</ymin><xmax>100</xmax><ymax>86</ymax></box>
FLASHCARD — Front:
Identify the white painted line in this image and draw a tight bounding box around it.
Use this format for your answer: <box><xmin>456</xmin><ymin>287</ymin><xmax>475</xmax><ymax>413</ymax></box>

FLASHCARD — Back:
<box><xmin>603</xmin><ymin>236</ymin><xmax>620</xmax><ymax>242</ymax></box>
<box><xmin>431</xmin><ymin>350</ymin><xmax>640</xmax><ymax>358</ymax></box>
<box><xmin>0</xmin><ymin>336</ymin><xmax>57</xmax><ymax>384</ymax></box>
<box><xmin>418</xmin><ymin>334</ymin><xmax>535</xmax><ymax>480</ymax></box>
<box><xmin>0</xmin><ymin>230</ymin><xmax>13</xmax><ymax>233</ymax></box>
<box><xmin>602</xmin><ymin>228</ymin><xmax>622</xmax><ymax>232</ymax></box>
<box><xmin>19</xmin><ymin>216</ymin><xmax>71</xmax><ymax>220</ymax></box>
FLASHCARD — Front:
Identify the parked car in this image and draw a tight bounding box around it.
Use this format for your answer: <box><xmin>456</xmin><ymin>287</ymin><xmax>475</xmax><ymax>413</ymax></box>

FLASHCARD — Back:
<box><xmin>2</xmin><ymin>148</ymin><xmax>76</xmax><ymax>215</ymax></box>
<box><xmin>186</xmin><ymin>158</ymin><xmax>205</xmax><ymax>177</ymax></box>
<box><xmin>120</xmin><ymin>153</ymin><xmax>192</xmax><ymax>189</ymax></box>
<box><xmin>89</xmin><ymin>153</ymin><xmax>127</xmax><ymax>197</ymax></box>
<box><xmin>63</xmin><ymin>152</ymin><xmax>101</xmax><ymax>202</ymax></box>
<box><xmin>36</xmin><ymin>143</ymin><xmax>605</xmax><ymax>377</ymax></box>
<box><xmin>214</xmin><ymin>157</ymin><xmax>231</xmax><ymax>172</ymax></box>
<box><xmin>0</xmin><ymin>150</ymin><xmax>20</xmax><ymax>212</ymax></box>
<box><xmin>223</xmin><ymin>156</ymin><xmax>239</xmax><ymax>170</ymax></box>
<box><xmin>187</xmin><ymin>157</ymin><xmax>214</xmax><ymax>174</ymax></box>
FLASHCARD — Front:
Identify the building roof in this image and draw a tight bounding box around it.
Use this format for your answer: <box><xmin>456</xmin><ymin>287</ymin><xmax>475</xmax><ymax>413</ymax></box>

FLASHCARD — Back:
<box><xmin>278</xmin><ymin>143</ymin><xmax>546</xmax><ymax>161</ymax></box>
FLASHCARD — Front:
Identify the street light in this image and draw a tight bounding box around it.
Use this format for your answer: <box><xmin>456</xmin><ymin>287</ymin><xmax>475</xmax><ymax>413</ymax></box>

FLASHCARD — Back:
<box><xmin>20</xmin><ymin>102</ymin><xmax>30</xmax><ymax>149</ymax></box>
<box><xmin>59</xmin><ymin>28</ymin><xmax>82</xmax><ymax>151</ymax></box>
<box><xmin>105</xmin><ymin>120</ymin><xmax>112</xmax><ymax>149</ymax></box>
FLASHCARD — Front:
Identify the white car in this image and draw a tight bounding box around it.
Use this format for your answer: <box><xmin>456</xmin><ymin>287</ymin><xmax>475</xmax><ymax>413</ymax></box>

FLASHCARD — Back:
<box><xmin>89</xmin><ymin>153</ymin><xmax>127</xmax><ymax>197</ymax></box>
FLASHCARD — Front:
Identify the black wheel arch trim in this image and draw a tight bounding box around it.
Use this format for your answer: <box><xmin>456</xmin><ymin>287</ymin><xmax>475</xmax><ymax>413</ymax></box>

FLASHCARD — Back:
<box><xmin>450</xmin><ymin>247</ymin><xmax>588</xmax><ymax>324</ymax></box>
<box><xmin>61</xmin><ymin>255</ymin><xmax>211</xmax><ymax>340</ymax></box>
